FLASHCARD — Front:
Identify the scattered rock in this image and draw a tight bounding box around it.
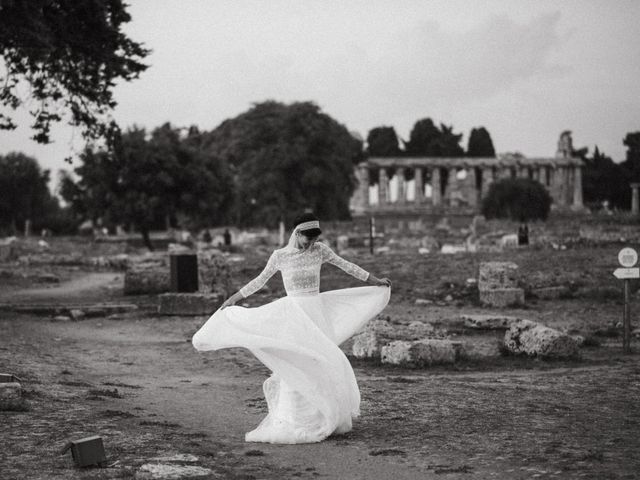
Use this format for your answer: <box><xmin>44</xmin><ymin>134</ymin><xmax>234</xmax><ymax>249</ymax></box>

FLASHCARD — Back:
<box><xmin>478</xmin><ymin>262</ymin><xmax>519</xmax><ymax>290</ymax></box>
<box><xmin>444</xmin><ymin>294</ymin><xmax>454</xmax><ymax>302</ymax></box>
<box><xmin>352</xmin><ymin>316</ymin><xmax>436</xmax><ymax>360</ymax></box>
<box><xmin>381</xmin><ymin>339</ymin><xmax>459</xmax><ymax>367</ymax></box>
<box><xmin>69</xmin><ymin>309</ymin><xmax>86</xmax><ymax>320</ymax></box>
<box><xmin>479</xmin><ymin>288</ymin><xmax>525</xmax><ymax>308</ymax></box>
<box><xmin>503</xmin><ymin>320</ymin><xmax>580</xmax><ymax>358</ymax></box>
<box><xmin>0</xmin><ymin>381</ymin><xmax>23</xmax><ymax>411</ymax></box>
<box><xmin>460</xmin><ymin>314</ymin><xmax>521</xmax><ymax>330</ymax></box>
<box><xmin>150</xmin><ymin>454</ymin><xmax>199</xmax><ymax>463</ymax></box>
<box><xmin>414</xmin><ymin>298</ymin><xmax>432</xmax><ymax>306</ymax></box>
<box><xmin>52</xmin><ymin>315</ymin><xmax>71</xmax><ymax>322</ymax></box>
<box><xmin>138</xmin><ymin>463</ymin><xmax>213</xmax><ymax>479</ymax></box>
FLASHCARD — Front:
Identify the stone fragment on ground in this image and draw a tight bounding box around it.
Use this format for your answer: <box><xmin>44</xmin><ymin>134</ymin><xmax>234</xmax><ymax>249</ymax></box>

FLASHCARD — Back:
<box><xmin>381</xmin><ymin>339</ymin><xmax>459</xmax><ymax>367</ymax></box>
<box><xmin>352</xmin><ymin>316</ymin><xmax>436</xmax><ymax>360</ymax></box>
<box><xmin>0</xmin><ymin>381</ymin><xmax>23</xmax><ymax>411</ymax></box>
<box><xmin>138</xmin><ymin>463</ymin><xmax>214</xmax><ymax>479</ymax></box>
<box><xmin>460</xmin><ymin>314</ymin><xmax>522</xmax><ymax>330</ymax></box>
<box><xmin>503</xmin><ymin>319</ymin><xmax>580</xmax><ymax>358</ymax></box>
<box><xmin>478</xmin><ymin>262</ymin><xmax>519</xmax><ymax>290</ymax></box>
<box><xmin>158</xmin><ymin>293</ymin><xmax>223</xmax><ymax>316</ymax></box>
<box><xmin>479</xmin><ymin>288</ymin><xmax>525</xmax><ymax>307</ymax></box>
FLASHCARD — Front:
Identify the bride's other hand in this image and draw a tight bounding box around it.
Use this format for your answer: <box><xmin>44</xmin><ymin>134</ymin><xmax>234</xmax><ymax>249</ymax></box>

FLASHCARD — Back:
<box><xmin>220</xmin><ymin>291</ymin><xmax>243</xmax><ymax>309</ymax></box>
<box><xmin>368</xmin><ymin>275</ymin><xmax>391</xmax><ymax>287</ymax></box>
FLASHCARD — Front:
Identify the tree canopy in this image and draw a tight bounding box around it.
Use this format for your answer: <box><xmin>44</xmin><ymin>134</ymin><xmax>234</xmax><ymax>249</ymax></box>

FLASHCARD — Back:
<box><xmin>404</xmin><ymin>118</ymin><xmax>464</xmax><ymax>157</ymax></box>
<box><xmin>481</xmin><ymin>178</ymin><xmax>552</xmax><ymax>222</ymax></box>
<box><xmin>581</xmin><ymin>146</ymin><xmax>629</xmax><ymax>210</ymax></box>
<box><xmin>0</xmin><ymin>152</ymin><xmax>58</xmax><ymax>234</ymax></box>
<box><xmin>0</xmin><ymin>0</ymin><xmax>149</xmax><ymax>145</ymax></box>
<box><xmin>365</xmin><ymin>126</ymin><xmax>402</xmax><ymax>157</ymax></box>
<box><xmin>467</xmin><ymin>127</ymin><xmax>496</xmax><ymax>157</ymax></box>
<box><xmin>203</xmin><ymin>101</ymin><xmax>359</xmax><ymax>227</ymax></box>
<box><xmin>61</xmin><ymin>124</ymin><xmax>233</xmax><ymax>249</ymax></box>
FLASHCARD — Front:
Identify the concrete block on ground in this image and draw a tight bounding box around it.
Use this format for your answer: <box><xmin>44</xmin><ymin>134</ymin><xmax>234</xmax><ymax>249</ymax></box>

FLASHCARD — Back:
<box><xmin>381</xmin><ymin>339</ymin><xmax>459</xmax><ymax>367</ymax></box>
<box><xmin>531</xmin><ymin>286</ymin><xmax>570</xmax><ymax>300</ymax></box>
<box><xmin>503</xmin><ymin>320</ymin><xmax>580</xmax><ymax>358</ymax></box>
<box><xmin>478</xmin><ymin>262</ymin><xmax>519</xmax><ymax>290</ymax></box>
<box><xmin>479</xmin><ymin>288</ymin><xmax>525</xmax><ymax>308</ymax></box>
<box><xmin>460</xmin><ymin>314</ymin><xmax>522</xmax><ymax>330</ymax></box>
<box><xmin>0</xmin><ymin>382</ymin><xmax>23</xmax><ymax>410</ymax></box>
<box><xmin>158</xmin><ymin>293</ymin><xmax>223</xmax><ymax>316</ymax></box>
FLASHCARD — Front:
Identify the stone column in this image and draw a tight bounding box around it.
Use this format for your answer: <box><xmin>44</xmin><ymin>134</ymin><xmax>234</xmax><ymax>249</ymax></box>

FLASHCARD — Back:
<box><xmin>631</xmin><ymin>183</ymin><xmax>640</xmax><ymax>214</ymax></box>
<box><xmin>572</xmin><ymin>165</ymin><xmax>583</xmax><ymax>209</ymax></box>
<box><xmin>467</xmin><ymin>167</ymin><xmax>478</xmax><ymax>208</ymax></box>
<box><xmin>352</xmin><ymin>164</ymin><xmax>370</xmax><ymax>213</ymax></box>
<box><xmin>481</xmin><ymin>166</ymin><xmax>494</xmax><ymax>199</ymax></box>
<box><xmin>396</xmin><ymin>167</ymin><xmax>406</xmax><ymax>205</ymax></box>
<box><xmin>555</xmin><ymin>166</ymin><xmax>567</xmax><ymax>207</ymax></box>
<box><xmin>448</xmin><ymin>167</ymin><xmax>458</xmax><ymax>207</ymax></box>
<box><xmin>414</xmin><ymin>167</ymin><xmax>424</xmax><ymax>204</ymax></box>
<box><xmin>379</xmin><ymin>168</ymin><xmax>389</xmax><ymax>205</ymax></box>
<box><xmin>432</xmin><ymin>167</ymin><xmax>441</xmax><ymax>206</ymax></box>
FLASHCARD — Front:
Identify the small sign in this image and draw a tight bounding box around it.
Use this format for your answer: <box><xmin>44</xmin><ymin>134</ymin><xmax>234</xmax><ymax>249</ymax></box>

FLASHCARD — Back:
<box><xmin>618</xmin><ymin>247</ymin><xmax>638</xmax><ymax>267</ymax></box>
<box><xmin>613</xmin><ymin>267</ymin><xmax>640</xmax><ymax>279</ymax></box>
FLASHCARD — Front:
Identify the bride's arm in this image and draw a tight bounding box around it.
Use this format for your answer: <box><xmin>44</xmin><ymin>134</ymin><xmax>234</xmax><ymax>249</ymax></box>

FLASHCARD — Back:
<box><xmin>220</xmin><ymin>251</ymin><xmax>279</xmax><ymax>308</ymax></box>
<box><xmin>319</xmin><ymin>242</ymin><xmax>391</xmax><ymax>287</ymax></box>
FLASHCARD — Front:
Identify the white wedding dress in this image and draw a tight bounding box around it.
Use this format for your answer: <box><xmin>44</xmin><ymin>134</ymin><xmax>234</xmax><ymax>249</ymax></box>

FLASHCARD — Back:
<box><xmin>192</xmin><ymin>241</ymin><xmax>390</xmax><ymax>444</ymax></box>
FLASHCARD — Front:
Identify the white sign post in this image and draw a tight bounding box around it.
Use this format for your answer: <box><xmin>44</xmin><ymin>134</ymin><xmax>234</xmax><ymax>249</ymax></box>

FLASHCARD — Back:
<box><xmin>614</xmin><ymin>247</ymin><xmax>638</xmax><ymax>353</ymax></box>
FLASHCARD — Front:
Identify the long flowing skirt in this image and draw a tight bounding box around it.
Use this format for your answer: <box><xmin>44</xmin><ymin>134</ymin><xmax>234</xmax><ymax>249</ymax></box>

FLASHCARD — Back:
<box><xmin>192</xmin><ymin>285</ymin><xmax>390</xmax><ymax>444</ymax></box>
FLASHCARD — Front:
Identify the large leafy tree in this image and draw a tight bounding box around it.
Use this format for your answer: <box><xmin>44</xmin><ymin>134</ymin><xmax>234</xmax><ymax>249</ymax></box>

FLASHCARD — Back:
<box><xmin>0</xmin><ymin>152</ymin><xmax>55</xmax><ymax>233</ymax></box>
<box><xmin>365</xmin><ymin>126</ymin><xmax>402</xmax><ymax>157</ymax></box>
<box><xmin>481</xmin><ymin>178</ymin><xmax>552</xmax><ymax>222</ymax></box>
<box><xmin>582</xmin><ymin>146</ymin><xmax>629</xmax><ymax>210</ymax></box>
<box><xmin>62</xmin><ymin>124</ymin><xmax>233</xmax><ymax>249</ymax></box>
<box><xmin>204</xmin><ymin>101</ymin><xmax>359</xmax><ymax>227</ymax></box>
<box><xmin>0</xmin><ymin>0</ymin><xmax>149</xmax><ymax>145</ymax></box>
<box><xmin>466</xmin><ymin>127</ymin><xmax>496</xmax><ymax>157</ymax></box>
<box><xmin>621</xmin><ymin>132</ymin><xmax>640</xmax><ymax>184</ymax></box>
<box><xmin>404</xmin><ymin>118</ymin><xmax>464</xmax><ymax>157</ymax></box>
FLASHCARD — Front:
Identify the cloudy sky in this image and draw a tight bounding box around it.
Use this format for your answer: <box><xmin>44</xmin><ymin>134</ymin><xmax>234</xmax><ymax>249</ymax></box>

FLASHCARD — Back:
<box><xmin>1</xmin><ymin>0</ymin><xmax>639</xmax><ymax>190</ymax></box>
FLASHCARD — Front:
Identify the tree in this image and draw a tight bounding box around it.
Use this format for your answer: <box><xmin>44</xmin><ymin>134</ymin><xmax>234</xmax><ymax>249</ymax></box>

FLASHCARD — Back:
<box><xmin>621</xmin><ymin>132</ymin><xmax>640</xmax><ymax>184</ymax></box>
<box><xmin>204</xmin><ymin>101</ymin><xmax>358</xmax><ymax>227</ymax></box>
<box><xmin>0</xmin><ymin>0</ymin><xmax>149</xmax><ymax>145</ymax></box>
<box><xmin>481</xmin><ymin>178</ymin><xmax>552</xmax><ymax>222</ymax></box>
<box><xmin>366</xmin><ymin>126</ymin><xmax>402</xmax><ymax>157</ymax></box>
<box><xmin>61</xmin><ymin>124</ymin><xmax>233</xmax><ymax>249</ymax></box>
<box><xmin>467</xmin><ymin>127</ymin><xmax>496</xmax><ymax>157</ymax></box>
<box><xmin>582</xmin><ymin>146</ymin><xmax>629</xmax><ymax>210</ymax></box>
<box><xmin>0</xmin><ymin>152</ymin><xmax>54</xmax><ymax>234</ymax></box>
<box><xmin>404</xmin><ymin>118</ymin><xmax>464</xmax><ymax>157</ymax></box>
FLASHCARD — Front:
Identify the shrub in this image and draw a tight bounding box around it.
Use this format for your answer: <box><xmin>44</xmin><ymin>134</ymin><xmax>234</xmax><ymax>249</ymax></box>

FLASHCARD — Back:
<box><xmin>481</xmin><ymin>178</ymin><xmax>552</xmax><ymax>221</ymax></box>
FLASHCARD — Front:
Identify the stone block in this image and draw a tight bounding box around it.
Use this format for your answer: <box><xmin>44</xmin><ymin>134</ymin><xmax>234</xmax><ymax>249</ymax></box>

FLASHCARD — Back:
<box><xmin>503</xmin><ymin>320</ymin><xmax>580</xmax><ymax>358</ymax></box>
<box><xmin>457</xmin><ymin>340</ymin><xmax>503</xmax><ymax>361</ymax></box>
<box><xmin>351</xmin><ymin>317</ymin><xmax>435</xmax><ymax>360</ymax></box>
<box><xmin>460</xmin><ymin>314</ymin><xmax>521</xmax><ymax>330</ymax></box>
<box><xmin>531</xmin><ymin>286</ymin><xmax>570</xmax><ymax>300</ymax></box>
<box><xmin>478</xmin><ymin>262</ymin><xmax>519</xmax><ymax>290</ymax></box>
<box><xmin>479</xmin><ymin>288</ymin><xmax>525</xmax><ymax>307</ymax></box>
<box><xmin>381</xmin><ymin>339</ymin><xmax>458</xmax><ymax>367</ymax></box>
<box><xmin>158</xmin><ymin>293</ymin><xmax>223</xmax><ymax>316</ymax></box>
<box><xmin>0</xmin><ymin>382</ymin><xmax>23</xmax><ymax>410</ymax></box>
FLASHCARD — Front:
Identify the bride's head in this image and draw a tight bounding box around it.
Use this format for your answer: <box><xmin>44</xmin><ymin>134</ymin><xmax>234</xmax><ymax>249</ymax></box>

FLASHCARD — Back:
<box><xmin>292</xmin><ymin>212</ymin><xmax>321</xmax><ymax>250</ymax></box>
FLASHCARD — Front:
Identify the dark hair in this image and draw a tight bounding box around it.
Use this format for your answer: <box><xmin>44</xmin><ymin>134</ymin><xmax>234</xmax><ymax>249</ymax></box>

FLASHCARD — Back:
<box><xmin>293</xmin><ymin>212</ymin><xmax>322</xmax><ymax>237</ymax></box>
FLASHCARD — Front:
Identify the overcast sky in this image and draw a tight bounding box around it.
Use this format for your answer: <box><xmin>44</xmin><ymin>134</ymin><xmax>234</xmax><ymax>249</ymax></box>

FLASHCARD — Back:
<box><xmin>1</xmin><ymin>0</ymin><xmax>639</xmax><ymax>191</ymax></box>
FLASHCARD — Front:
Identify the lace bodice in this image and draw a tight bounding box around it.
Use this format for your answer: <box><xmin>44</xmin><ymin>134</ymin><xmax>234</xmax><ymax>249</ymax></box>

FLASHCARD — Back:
<box><xmin>240</xmin><ymin>242</ymin><xmax>369</xmax><ymax>297</ymax></box>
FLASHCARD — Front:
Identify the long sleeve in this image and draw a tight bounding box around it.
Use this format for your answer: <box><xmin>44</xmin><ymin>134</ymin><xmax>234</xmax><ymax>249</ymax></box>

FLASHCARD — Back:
<box><xmin>319</xmin><ymin>242</ymin><xmax>369</xmax><ymax>281</ymax></box>
<box><xmin>240</xmin><ymin>252</ymin><xmax>279</xmax><ymax>298</ymax></box>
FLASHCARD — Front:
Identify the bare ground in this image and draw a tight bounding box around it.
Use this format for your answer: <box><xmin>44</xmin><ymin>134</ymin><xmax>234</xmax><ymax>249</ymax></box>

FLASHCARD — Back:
<box><xmin>2</xmin><ymin>244</ymin><xmax>640</xmax><ymax>479</ymax></box>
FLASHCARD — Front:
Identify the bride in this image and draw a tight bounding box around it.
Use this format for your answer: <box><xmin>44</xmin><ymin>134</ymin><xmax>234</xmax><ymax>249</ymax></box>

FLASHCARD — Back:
<box><xmin>192</xmin><ymin>212</ymin><xmax>391</xmax><ymax>444</ymax></box>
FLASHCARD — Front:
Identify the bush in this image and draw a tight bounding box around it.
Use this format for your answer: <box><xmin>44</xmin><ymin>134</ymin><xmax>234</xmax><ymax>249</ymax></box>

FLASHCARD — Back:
<box><xmin>481</xmin><ymin>178</ymin><xmax>552</xmax><ymax>221</ymax></box>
